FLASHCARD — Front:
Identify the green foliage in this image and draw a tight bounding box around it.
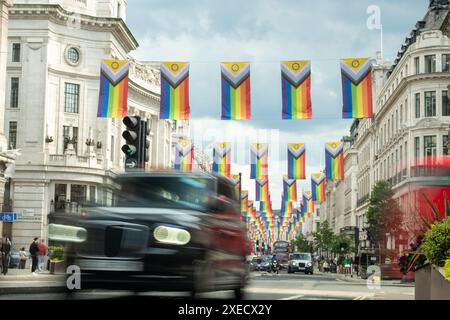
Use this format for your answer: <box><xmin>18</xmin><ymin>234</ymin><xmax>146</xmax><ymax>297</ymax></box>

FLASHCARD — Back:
<box><xmin>365</xmin><ymin>181</ymin><xmax>403</xmax><ymax>248</ymax></box>
<box><xmin>48</xmin><ymin>246</ymin><xmax>65</xmax><ymax>262</ymax></box>
<box><xmin>422</xmin><ymin>218</ymin><xmax>450</xmax><ymax>267</ymax></box>
<box><xmin>313</xmin><ymin>221</ymin><xmax>335</xmax><ymax>254</ymax></box>
<box><xmin>291</xmin><ymin>234</ymin><xmax>314</xmax><ymax>253</ymax></box>
<box><xmin>331</xmin><ymin>234</ymin><xmax>354</xmax><ymax>255</ymax></box>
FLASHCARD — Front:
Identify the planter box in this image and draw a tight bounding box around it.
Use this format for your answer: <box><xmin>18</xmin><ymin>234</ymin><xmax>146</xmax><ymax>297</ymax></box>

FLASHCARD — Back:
<box><xmin>415</xmin><ymin>264</ymin><xmax>450</xmax><ymax>300</ymax></box>
<box><xmin>50</xmin><ymin>261</ymin><xmax>67</xmax><ymax>275</ymax></box>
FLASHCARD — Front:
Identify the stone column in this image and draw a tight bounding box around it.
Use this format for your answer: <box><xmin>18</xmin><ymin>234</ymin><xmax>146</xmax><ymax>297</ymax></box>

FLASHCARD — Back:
<box><xmin>0</xmin><ymin>0</ymin><xmax>12</xmax><ymax>153</ymax></box>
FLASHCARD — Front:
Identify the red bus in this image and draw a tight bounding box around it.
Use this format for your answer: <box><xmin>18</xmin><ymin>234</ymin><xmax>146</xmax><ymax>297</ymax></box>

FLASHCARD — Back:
<box><xmin>273</xmin><ymin>241</ymin><xmax>291</xmax><ymax>269</ymax></box>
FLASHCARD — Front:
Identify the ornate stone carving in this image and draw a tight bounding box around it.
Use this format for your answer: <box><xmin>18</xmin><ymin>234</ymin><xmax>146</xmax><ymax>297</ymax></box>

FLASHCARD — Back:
<box><xmin>129</xmin><ymin>61</ymin><xmax>161</xmax><ymax>87</ymax></box>
<box><xmin>429</xmin><ymin>0</ymin><xmax>449</xmax><ymax>8</ymax></box>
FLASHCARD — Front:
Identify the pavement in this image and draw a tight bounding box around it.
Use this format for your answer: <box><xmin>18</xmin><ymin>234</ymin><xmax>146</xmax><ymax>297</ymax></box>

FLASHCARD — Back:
<box><xmin>0</xmin><ymin>268</ymin><xmax>415</xmax><ymax>300</ymax></box>
<box><xmin>0</xmin><ymin>268</ymin><xmax>66</xmax><ymax>294</ymax></box>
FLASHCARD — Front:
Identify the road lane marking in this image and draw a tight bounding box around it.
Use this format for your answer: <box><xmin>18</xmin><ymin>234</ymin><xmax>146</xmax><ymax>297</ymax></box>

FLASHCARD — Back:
<box><xmin>245</xmin><ymin>287</ymin><xmax>374</xmax><ymax>299</ymax></box>
<box><xmin>279</xmin><ymin>295</ymin><xmax>305</xmax><ymax>300</ymax></box>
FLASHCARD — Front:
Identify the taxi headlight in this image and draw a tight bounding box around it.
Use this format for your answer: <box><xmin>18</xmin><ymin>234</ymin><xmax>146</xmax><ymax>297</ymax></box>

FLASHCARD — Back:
<box><xmin>153</xmin><ymin>226</ymin><xmax>191</xmax><ymax>245</ymax></box>
<box><xmin>307</xmin><ymin>262</ymin><xmax>313</xmax><ymax>267</ymax></box>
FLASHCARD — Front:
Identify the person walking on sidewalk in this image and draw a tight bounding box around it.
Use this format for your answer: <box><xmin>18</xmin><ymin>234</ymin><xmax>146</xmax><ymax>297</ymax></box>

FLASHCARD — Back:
<box><xmin>29</xmin><ymin>237</ymin><xmax>40</xmax><ymax>275</ymax></box>
<box><xmin>19</xmin><ymin>247</ymin><xmax>28</xmax><ymax>269</ymax></box>
<box><xmin>37</xmin><ymin>239</ymin><xmax>47</xmax><ymax>271</ymax></box>
<box><xmin>1</xmin><ymin>237</ymin><xmax>12</xmax><ymax>275</ymax></box>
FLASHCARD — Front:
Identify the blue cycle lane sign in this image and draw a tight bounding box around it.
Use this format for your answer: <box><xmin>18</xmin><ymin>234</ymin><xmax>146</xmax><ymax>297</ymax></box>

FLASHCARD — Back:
<box><xmin>0</xmin><ymin>213</ymin><xmax>18</xmax><ymax>222</ymax></box>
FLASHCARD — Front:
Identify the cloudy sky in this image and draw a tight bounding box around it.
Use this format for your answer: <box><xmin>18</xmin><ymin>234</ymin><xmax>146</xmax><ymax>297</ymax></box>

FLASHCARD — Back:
<box><xmin>127</xmin><ymin>0</ymin><xmax>429</xmax><ymax>208</ymax></box>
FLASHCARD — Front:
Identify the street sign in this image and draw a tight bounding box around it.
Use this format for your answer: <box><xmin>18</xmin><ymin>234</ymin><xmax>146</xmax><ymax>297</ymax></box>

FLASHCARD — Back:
<box><xmin>125</xmin><ymin>158</ymin><xmax>138</xmax><ymax>169</ymax></box>
<box><xmin>0</xmin><ymin>212</ymin><xmax>18</xmax><ymax>222</ymax></box>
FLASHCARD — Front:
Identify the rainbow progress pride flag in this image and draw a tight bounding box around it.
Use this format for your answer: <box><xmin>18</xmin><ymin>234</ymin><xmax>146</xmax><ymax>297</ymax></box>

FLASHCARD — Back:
<box><xmin>230</xmin><ymin>173</ymin><xmax>241</xmax><ymax>198</ymax></box>
<box><xmin>283</xmin><ymin>176</ymin><xmax>298</xmax><ymax>202</ymax></box>
<box><xmin>213</xmin><ymin>142</ymin><xmax>231</xmax><ymax>177</ymax></box>
<box><xmin>174</xmin><ymin>139</ymin><xmax>193</xmax><ymax>172</ymax></box>
<box><xmin>221</xmin><ymin>62</ymin><xmax>251</xmax><ymax>120</ymax></box>
<box><xmin>325</xmin><ymin>142</ymin><xmax>344</xmax><ymax>180</ymax></box>
<box><xmin>302</xmin><ymin>191</ymin><xmax>314</xmax><ymax>213</ymax></box>
<box><xmin>281</xmin><ymin>61</ymin><xmax>312</xmax><ymax>120</ymax></box>
<box><xmin>97</xmin><ymin>59</ymin><xmax>130</xmax><ymax>118</ymax></box>
<box><xmin>256</xmin><ymin>179</ymin><xmax>270</xmax><ymax>202</ymax></box>
<box><xmin>311</xmin><ymin>172</ymin><xmax>326</xmax><ymax>202</ymax></box>
<box><xmin>241</xmin><ymin>191</ymin><xmax>249</xmax><ymax>213</ymax></box>
<box><xmin>288</xmin><ymin>143</ymin><xmax>306</xmax><ymax>180</ymax></box>
<box><xmin>341</xmin><ymin>58</ymin><xmax>373</xmax><ymax>119</ymax></box>
<box><xmin>160</xmin><ymin>62</ymin><xmax>190</xmax><ymax>120</ymax></box>
<box><xmin>251</xmin><ymin>143</ymin><xmax>269</xmax><ymax>180</ymax></box>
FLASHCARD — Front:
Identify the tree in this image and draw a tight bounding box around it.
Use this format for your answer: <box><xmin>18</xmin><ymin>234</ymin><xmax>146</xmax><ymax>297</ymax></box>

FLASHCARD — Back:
<box><xmin>291</xmin><ymin>234</ymin><xmax>313</xmax><ymax>253</ymax></box>
<box><xmin>365</xmin><ymin>181</ymin><xmax>404</xmax><ymax>251</ymax></box>
<box><xmin>313</xmin><ymin>221</ymin><xmax>335</xmax><ymax>257</ymax></box>
<box><xmin>331</xmin><ymin>234</ymin><xmax>355</xmax><ymax>255</ymax></box>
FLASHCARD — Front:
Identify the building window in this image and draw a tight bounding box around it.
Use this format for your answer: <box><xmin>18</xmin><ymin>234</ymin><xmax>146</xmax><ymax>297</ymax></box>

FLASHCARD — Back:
<box><xmin>64</xmin><ymin>83</ymin><xmax>80</xmax><ymax>113</ymax></box>
<box><xmin>424</xmin><ymin>55</ymin><xmax>436</xmax><ymax>73</ymax></box>
<box><xmin>400</xmin><ymin>105</ymin><xmax>403</xmax><ymax>125</ymax></box>
<box><xmin>8</xmin><ymin>121</ymin><xmax>17</xmax><ymax>150</ymax></box>
<box><xmin>111</xmin><ymin>135</ymin><xmax>115</xmax><ymax>162</ymax></box>
<box><xmin>71</xmin><ymin>185</ymin><xmax>87</xmax><ymax>205</ymax></box>
<box><xmin>415</xmin><ymin>93</ymin><xmax>420</xmax><ymax>118</ymax></box>
<box><xmin>67</xmin><ymin>47</ymin><xmax>80</xmax><ymax>65</ymax></box>
<box><xmin>117</xmin><ymin>2</ymin><xmax>121</xmax><ymax>18</ymax></box>
<box><xmin>54</xmin><ymin>184</ymin><xmax>68</xmax><ymax>212</ymax></box>
<box><xmin>415</xmin><ymin>137</ymin><xmax>420</xmax><ymax>163</ymax></box>
<box><xmin>444</xmin><ymin>135</ymin><xmax>449</xmax><ymax>156</ymax></box>
<box><xmin>12</xmin><ymin>43</ymin><xmax>21</xmax><ymax>63</ymax></box>
<box><xmin>443</xmin><ymin>90</ymin><xmax>450</xmax><ymax>116</ymax></box>
<box><xmin>89</xmin><ymin>186</ymin><xmax>96</xmax><ymax>204</ymax></box>
<box><xmin>414</xmin><ymin>57</ymin><xmax>420</xmax><ymax>74</ymax></box>
<box><xmin>63</xmin><ymin>126</ymin><xmax>78</xmax><ymax>153</ymax></box>
<box><xmin>443</xmin><ymin>54</ymin><xmax>450</xmax><ymax>72</ymax></box>
<box><xmin>10</xmin><ymin>78</ymin><xmax>19</xmax><ymax>109</ymax></box>
<box><xmin>424</xmin><ymin>91</ymin><xmax>436</xmax><ymax>117</ymax></box>
<box><xmin>424</xmin><ymin>135</ymin><xmax>437</xmax><ymax>158</ymax></box>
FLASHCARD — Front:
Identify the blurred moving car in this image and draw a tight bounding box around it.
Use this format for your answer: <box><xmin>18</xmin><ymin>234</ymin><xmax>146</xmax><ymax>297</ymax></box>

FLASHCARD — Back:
<box><xmin>8</xmin><ymin>250</ymin><xmax>20</xmax><ymax>269</ymax></box>
<box><xmin>288</xmin><ymin>252</ymin><xmax>314</xmax><ymax>274</ymax></box>
<box><xmin>249</xmin><ymin>256</ymin><xmax>271</xmax><ymax>272</ymax></box>
<box><xmin>52</xmin><ymin>171</ymin><xmax>249</xmax><ymax>299</ymax></box>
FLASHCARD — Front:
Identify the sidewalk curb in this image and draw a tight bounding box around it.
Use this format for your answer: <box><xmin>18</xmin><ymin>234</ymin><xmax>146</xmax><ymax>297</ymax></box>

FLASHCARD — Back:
<box><xmin>0</xmin><ymin>285</ymin><xmax>67</xmax><ymax>295</ymax></box>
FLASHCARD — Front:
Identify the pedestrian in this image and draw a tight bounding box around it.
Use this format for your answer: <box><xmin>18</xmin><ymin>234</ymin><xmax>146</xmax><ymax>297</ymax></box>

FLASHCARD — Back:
<box><xmin>323</xmin><ymin>260</ymin><xmax>330</xmax><ymax>273</ymax></box>
<box><xmin>37</xmin><ymin>239</ymin><xmax>47</xmax><ymax>271</ymax></box>
<box><xmin>29</xmin><ymin>237</ymin><xmax>40</xmax><ymax>275</ymax></box>
<box><xmin>0</xmin><ymin>237</ymin><xmax>12</xmax><ymax>275</ymax></box>
<box><xmin>19</xmin><ymin>247</ymin><xmax>28</xmax><ymax>269</ymax></box>
<box><xmin>344</xmin><ymin>256</ymin><xmax>351</xmax><ymax>276</ymax></box>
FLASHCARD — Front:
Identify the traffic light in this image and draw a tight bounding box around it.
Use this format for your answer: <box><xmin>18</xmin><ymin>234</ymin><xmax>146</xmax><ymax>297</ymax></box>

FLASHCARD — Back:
<box><xmin>122</xmin><ymin>116</ymin><xmax>144</xmax><ymax>170</ymax></box>
<box><xmin>122</xmin><ymin>116</ymin><xmax>151</xmax><ymax>170</ymax></box>
<box><xmin>142</xmin><ymin>121</ymin><xmax>150</xmax><ymax>164</ymax></box>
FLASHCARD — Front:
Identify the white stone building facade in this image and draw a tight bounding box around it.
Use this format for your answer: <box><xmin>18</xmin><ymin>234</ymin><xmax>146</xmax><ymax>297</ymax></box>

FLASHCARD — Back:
<box><xmin>320</xmin><ymin>3</ymin><xmax>450</xmax><ymax>259</ymax></box>
<box><xmin>2</xmin><ymin>0</ymin><xmax>175</xmax><ymax>249</ymax></box>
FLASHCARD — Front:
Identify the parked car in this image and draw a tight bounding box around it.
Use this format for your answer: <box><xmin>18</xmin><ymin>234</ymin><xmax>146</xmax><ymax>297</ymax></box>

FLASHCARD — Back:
<box><xmin>8</xmin><ymin>250</ymin><xmax>20</xmax><ymax>269</ymax></box>
<box><xmin>288</xmin><ymin>252</ymin><xmax>314</xmax><ymax>274</ymax></box>
<box><xmin>50</xmin><ymin>171</ymin><xmax>249</xmax><ymax>299</ymax></box>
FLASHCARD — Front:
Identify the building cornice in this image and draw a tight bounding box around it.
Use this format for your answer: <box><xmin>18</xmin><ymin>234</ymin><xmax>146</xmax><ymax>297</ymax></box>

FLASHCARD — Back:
<box><xmin>1</xmin><ymin>0</ymin><xmax>13</xmax><ymax>8</ymax></box>
<box><xmin>9</xmin><ymin>4</ymin><xmax>139</xmax><ymax>53</ymax></box>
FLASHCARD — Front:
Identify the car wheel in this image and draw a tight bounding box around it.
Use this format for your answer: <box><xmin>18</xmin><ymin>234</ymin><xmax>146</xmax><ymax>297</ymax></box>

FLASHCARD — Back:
<box><xmin>192</xmin><ymin>259</ymin><xmax>213</xmax><ymax>297</ymax></box>
<box><xmin>234</xmin><ymin>287</ymin><xmax>245</xmax><ymax>300</ymax></box>
<box><xmin>288</xmin><ymin>267</ymin><xmax>293</xmax><ymax>274</ymax></box>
